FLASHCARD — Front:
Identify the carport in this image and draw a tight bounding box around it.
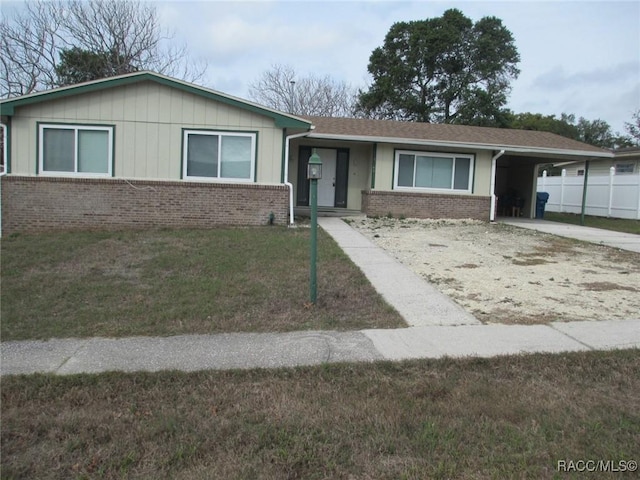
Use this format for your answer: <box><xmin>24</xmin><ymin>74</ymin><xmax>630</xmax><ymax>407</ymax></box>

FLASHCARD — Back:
<box><xmin>492</xmin><ymin>149</ymin><xmax>613</xmax><ymax>220</ymax></box>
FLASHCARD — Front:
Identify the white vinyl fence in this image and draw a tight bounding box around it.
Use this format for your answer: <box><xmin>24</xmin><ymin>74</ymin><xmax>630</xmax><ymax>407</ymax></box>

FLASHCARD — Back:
<box><xmin>538</xmin><ymin>168</ymin><xmax>640</xmax><ymax>220</ymax></box>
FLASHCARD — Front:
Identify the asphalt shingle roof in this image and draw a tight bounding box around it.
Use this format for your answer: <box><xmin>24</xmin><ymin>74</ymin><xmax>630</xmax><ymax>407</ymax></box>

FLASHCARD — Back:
<box><xmin>302</xmin><ymin>115</ymin><xmax>609</xmax><ymax>155</ymax></box>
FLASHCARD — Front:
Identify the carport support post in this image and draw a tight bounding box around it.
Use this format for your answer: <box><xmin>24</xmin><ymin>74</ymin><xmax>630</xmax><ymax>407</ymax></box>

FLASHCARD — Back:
<box><xmin>580</xmin><ymin>160</ymin><xmax>590</xmax><ymax>226</ymax></box>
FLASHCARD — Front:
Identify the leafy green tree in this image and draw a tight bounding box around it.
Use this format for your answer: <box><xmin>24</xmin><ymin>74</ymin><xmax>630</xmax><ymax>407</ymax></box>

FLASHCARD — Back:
<box><xmin>574</xmin><ymin>117</ymin><xmax>633</xmax><ymax>149</ymax></box>
<box><xmin>55</xmin><ymin>47</ymin><xmax>136</xmax><ymax>86</ymax></box>
<box><xmin>506</xmin><ymin>112</ymin><xmax>634</xmax><ymax>149</ymax></box>
<box><xmin>623</xmin><ymin>110</ymin><xmax>640</xmax><ymax>146</ymax></box>
<box><xmin>356</xmin><ymin>8</ymin><xmax>520</xmax><ymax>125</ymax></box>
<box><xmin>506</xmin><ymin>112</ymin><xmax>579</xmax><ymax>139</ymax></box>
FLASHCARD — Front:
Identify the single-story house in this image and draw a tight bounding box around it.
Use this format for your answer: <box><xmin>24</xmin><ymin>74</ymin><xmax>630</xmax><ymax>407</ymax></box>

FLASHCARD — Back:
<box><xmin>549</xmin><ymin>146</ymin><xmax>640</xmax><ymax>176</ymax></box>
<box><xmin>0</xmin><ymin>71</ymin><xmax>612</xmax><ymax>233</ymax></box>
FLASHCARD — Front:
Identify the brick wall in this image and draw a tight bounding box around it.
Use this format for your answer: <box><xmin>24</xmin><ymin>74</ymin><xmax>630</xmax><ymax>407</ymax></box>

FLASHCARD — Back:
<box><xmin>1</xmin><ymin>176</ymin><xmax>289</xmax><ymax>233</ymax></box>
<box><xmin>361</xmin><ymin>190</ymin><xmax>490</xmax><ymax>221</ymax></box>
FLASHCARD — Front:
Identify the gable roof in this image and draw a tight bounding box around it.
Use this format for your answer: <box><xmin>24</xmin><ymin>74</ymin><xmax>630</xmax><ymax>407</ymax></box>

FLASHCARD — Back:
<box><xmin>0</xmin><ymin>71</ymin><xmax>312</xmax><ymax>129</ymax></box>
<box><xmin>303</xmin><ymin>116</ymin><xmax>612</xmax><ymax>158</ymax></box>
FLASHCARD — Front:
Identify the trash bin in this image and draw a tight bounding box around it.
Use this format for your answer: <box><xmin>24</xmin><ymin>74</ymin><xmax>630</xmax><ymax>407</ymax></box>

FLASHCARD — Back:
<box><xmin>536</xmin><ymin>192</ymin><xmax>549</xmax><ymax>219</ymax></box>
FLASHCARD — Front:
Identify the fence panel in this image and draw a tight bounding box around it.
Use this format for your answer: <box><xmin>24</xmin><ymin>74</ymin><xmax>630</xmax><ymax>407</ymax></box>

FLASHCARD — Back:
<box><xmin>537</xmin><ymin>169</ymin><xmax>640</xmax><ymax>220</ymax></box>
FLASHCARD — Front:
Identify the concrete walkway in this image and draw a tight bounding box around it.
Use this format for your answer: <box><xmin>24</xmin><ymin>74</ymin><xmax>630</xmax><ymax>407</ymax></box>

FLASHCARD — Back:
<box><xmin>2</xmin><ymin>217</ymin><xmax>638</xmax><ymax>377</ymax></box>
<box><xmin>2</xmin><ymin>319</ymin><xmax>639</xmax><ymax>375</ymax></box>
<box><xmin>318</xmin><ymin>217</ymin><xmax>478</xmax><ymax>327</ymax></box>
<box><xmin>501</xmin><ymin>218</ymin><xmax>640</xmax><ymax>253</ymax></box>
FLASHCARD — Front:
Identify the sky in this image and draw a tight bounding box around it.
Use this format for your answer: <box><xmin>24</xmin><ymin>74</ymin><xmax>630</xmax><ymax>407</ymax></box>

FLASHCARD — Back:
<box><xmin>153</xmin><ymin>0</ymin><xmax>639</xmax><ymax>133</ymax></box>
<box><xmin>2</xmin><ymin>0</ymin><xmax>639</xmax><ymax>132</ymax></box>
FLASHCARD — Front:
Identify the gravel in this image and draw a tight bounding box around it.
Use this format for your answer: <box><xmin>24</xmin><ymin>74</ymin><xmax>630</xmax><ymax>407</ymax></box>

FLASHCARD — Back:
<box><xmin>352</xmin><ymin>217</ymin><xmax>640</xmax><ymax>325</ymax></box>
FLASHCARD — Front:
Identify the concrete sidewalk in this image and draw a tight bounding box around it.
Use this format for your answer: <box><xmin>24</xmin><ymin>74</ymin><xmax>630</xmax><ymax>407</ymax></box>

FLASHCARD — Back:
<box><xmin>501</xmin><ymin>218</ymin><xmax>640</xmax><ymax>253</ymax></box>
<box><xmin>2</xmin><ymin>319</ymin><xmax>639</xmax><ymax>376</ymax></box>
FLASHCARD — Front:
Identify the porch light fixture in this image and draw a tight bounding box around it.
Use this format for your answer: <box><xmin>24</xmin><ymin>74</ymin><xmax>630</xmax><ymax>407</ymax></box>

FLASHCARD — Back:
<box><xmin>307</xmin><ymin>151</ymin><xmax>323</xmax><ymax>180</ymax></box>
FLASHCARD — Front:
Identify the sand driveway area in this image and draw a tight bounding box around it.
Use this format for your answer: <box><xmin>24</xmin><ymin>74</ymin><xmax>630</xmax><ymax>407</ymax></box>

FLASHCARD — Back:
<box><xmin>351</xmin><ymin>217</ymin><xmax>640</xmax><ymax>324</ymax></box>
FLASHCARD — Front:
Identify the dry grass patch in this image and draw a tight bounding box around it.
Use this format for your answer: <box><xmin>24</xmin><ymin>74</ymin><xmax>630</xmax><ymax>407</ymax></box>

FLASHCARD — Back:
<box><xmin>1</xmin><ymin>228</ymin><xmax>404</xmax><ymax>341</ymax></box>
<box><xmin>2</xmin><ymin>350</ymin><xmax>639</xmax><ymax>479</ymax></box>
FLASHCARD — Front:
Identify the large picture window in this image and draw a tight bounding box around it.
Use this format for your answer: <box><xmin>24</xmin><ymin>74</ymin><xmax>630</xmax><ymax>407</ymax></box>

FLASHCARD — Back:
<box><xmin>394</xmin><ymin>150</ymin><xmax>473</xmax><ymax>192</ymax></box>
<box><xmin>183</xmin><ymin>130</ymin><xmax>256</xmax><ymax>181</ymax></box>
<box><xmin>39</xmin><ymin>124</ymin><xmax>113</xmax><ymax>176</ymax></box>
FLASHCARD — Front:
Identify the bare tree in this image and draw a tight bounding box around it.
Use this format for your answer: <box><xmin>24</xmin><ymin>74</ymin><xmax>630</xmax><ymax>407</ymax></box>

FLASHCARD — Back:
<box><xmin>249</xmin><ymin>64</ymin><xmax>356</xmax><ymax>117</ymax></box>
<box><xmin>1</xmin><ymin>0</ymin><xmax>207</xmax><ymax>97</ymax></box>
<box><xmin>0</xmin><ymin>1</ymin><xmax>61</xmax><ymax>96</ymax></box>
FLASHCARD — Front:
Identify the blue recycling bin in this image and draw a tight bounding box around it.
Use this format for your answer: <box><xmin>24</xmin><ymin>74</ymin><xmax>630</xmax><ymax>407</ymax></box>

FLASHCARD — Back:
<box><xmin>536</xmin><ymin>192</ymin><xmax>549</xmax><ymax>219</ymax></box>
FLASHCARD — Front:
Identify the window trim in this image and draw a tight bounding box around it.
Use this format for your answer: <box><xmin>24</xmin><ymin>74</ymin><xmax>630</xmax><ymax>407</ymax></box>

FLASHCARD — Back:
<box><xmin>393</xmin><ymin>149</ymin><xmax>475</xmax><ymax>193</ymax></box>
<box><xmin>182</xmin><ymin>129</ymin><xmax>257</xmax><ymax>183</ymax></box>
<box><xmin>38</xmin><ymin>123</ymin><xmax>114</xmax><ymax>177</ymax></box>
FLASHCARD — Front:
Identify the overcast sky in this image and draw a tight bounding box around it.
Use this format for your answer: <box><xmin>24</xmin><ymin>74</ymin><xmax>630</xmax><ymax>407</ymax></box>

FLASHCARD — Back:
<box><xmin>154</xmin><ymin>0</ymin><xmax>639</xmax><ymax>133</ymax></box>
<box><xmin>3</xmin><ymin>0</ymin><xmax>639</xmax><ymax>132</ymax></box>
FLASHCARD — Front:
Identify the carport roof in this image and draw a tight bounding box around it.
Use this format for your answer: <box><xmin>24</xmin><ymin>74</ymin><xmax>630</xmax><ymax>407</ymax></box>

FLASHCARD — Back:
<box><xmin>303</xmin><ymin>116</ymin><xmax>613</xmax><ymax>158</ymax></box>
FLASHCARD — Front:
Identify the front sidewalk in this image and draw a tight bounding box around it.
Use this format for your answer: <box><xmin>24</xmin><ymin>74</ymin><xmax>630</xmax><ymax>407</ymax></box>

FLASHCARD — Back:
<box><xmin>2</xmin><ymin>319</ymin><xmax>639</xmax><ymax>376</ymax></box>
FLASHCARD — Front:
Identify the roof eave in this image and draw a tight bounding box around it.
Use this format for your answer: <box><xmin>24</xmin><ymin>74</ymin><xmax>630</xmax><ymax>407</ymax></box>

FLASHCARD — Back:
<box><xmin>307</xmin><ymin>132</ymin><xmax>613</xmax><ymax>158</ymax></box>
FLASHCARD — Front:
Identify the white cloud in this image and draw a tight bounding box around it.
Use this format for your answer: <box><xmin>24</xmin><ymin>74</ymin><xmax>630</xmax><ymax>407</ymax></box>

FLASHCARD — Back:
<box><xmin>155</xmin><ymin>0</ymin><xmax>639</xmax><ymax>132</ymax></box>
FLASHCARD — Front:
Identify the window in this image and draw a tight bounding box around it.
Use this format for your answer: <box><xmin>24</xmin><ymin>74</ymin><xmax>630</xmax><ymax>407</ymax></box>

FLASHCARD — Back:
<box><xmin>615</xmin><ymin>163</ymin><xmax>634</xmax><ymax>174</ymax></box>
<box><xmin>39</xmin><ymin>124</ymin><xmax>113</xmax><ymax>176</ymax></box>
<box><xmin>394</xmin><ymin>150</ymin><xmax>473</xmax><ymax>192</ymax></box>
<box><xmin>183</xmin><ymin>130</ymin><xmax>256</xmax><ymax>181</ymax></box>
<box><xmin>577</xmin><ymin>170</ymin><xmax>585</xmax><ymax>176</ymax></box>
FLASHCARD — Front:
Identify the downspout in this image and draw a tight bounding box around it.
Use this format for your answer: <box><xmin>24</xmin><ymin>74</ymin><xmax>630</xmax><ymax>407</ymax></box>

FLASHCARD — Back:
<box><xmin>284</xmin><ymin>128</ymin><xmax>314</xmax><ymax>225</ymax></box>
<box><xmin>489</xmin><ymin>150</ymin><xmax>505</xmax><ymax>222</ymax></box>
<box><xmin>0</xmin><ymin>122</ymin><xmax>7</xmax><ymax>238</ymax></box>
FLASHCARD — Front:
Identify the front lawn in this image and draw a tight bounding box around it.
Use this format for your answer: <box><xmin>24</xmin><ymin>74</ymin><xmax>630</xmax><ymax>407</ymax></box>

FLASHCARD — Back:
<box><xmin>544</xmin><ymin>212</ymin><xmax>640</xmax><ymax>235</ymax></box>
<box><xmin>1</xmin><ymin>227</ymin><xmax>404</xmax><ymax>341</ymax></box>
<box><xmin>2</xmin><ymin>350</ymin><xmax>639</xmax><ymax>479</ymax></box>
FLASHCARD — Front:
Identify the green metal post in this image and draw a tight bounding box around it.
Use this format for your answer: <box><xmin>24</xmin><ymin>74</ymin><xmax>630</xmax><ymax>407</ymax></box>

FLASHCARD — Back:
<box><xmin>308</xmin><ymin>149</ymin><xmax>322</xmax><ymax>304</ymax></box>
<box><xmin>580</xmin><ymin>160</ymin><xmax>590</xmax><ymax>226</ymax></box>
<box><xmin>309</xmin><ymin>177</ymin><xmax>318</xmax><ymax>303</ymax></box>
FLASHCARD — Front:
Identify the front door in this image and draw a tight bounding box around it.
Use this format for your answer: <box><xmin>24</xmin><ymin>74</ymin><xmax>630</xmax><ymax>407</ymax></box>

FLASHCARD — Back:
<box><xmin>317</xmin><ymin>149</ymin><xmax>336</xmax><ymax>207</ymax></box>
<box><xmin>297</xmin><ymin>147</ymin><xmax>349</xmax><ymax>208</ymax></box>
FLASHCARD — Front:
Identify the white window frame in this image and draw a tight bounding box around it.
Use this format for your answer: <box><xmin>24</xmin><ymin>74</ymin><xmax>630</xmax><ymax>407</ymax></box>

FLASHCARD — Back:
<box><xmin>38</xmin><ymin>124</ymin><xmax>113</xmax><ymax>177</ymax></box>
<box><xmin>615</xmin><ymin>163</ymin><xmax>634</xmax><ymax>174</ymax></box>
<box><xmin>393</xmin><ymin>150</ymin><xmax>474</xmax><ymax>193</ymax></box>
<box><xmin>182</xmin><ymin>130</ymin><xmax>256</xmax><ymax>182</ymax></box>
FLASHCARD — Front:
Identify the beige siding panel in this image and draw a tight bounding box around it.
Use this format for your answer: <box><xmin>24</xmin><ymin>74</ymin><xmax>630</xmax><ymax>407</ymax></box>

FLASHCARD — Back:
<box><xmin>10</xmin><ymin>117</ymin><xmax>34</xmax><ymax>174</ymax></box>
<box><xmin>181</xmin><ymin>92</ymin><xmax>195</xmax><ymax>124</ymax></box>
<box><xmin>111</xmin><ymin>88</ymin><xmax>126</xmax><ymax>121</ymax></box>
<box><xmin>346</xmin><ymin>144</ymin><xmax>372</xmax><ymax>211</ymax></box>
<box><xmin>8</xmin><ymin>80</ymin><xmax>285</xmax><ymax>182</ymax></box>
<box><xmin>193</xmin><ymin>96</ymin><xmax>206</xmax><ymax>125</ymax></box>
<box><xmin>134</xmin><ymin>87</ymin><xmax>149</xmax><ymax>122</ymax></box>
<box><xmin>96</xmin><ymin>90</ymin><xmax>113</xmax><ymax>120</ymax></box>
<box><xmin>473</xmin><ymin>150</ymin><xmax>492</xmax><ymax>196</ymax></box>
<box><xmin>134</xmin><ymin>122</ymin><xmax>148</xmax><ymax>178</ymax></box>
<box><xmin>75</xmin><ymin>95</ymin><xmax>90</xmax><ymax>121</ymax></box>
<box><xmin>156</xmin><ymin>123</ymin><xmax>173</xmax><ymax>179</ymax></box>
<box><xmin>257</xmin><ymin>131</ymin><xmax>277</xmax><ymax>183</ymax></box>
<box><xmin>146</xmin><ymin>84</ymin><xmax>160</xmax><ymax>123</ymax></box>
<box><xmin>374</xmin><ymin>144</ymin><xmax>395</xmax><ymax>190</ymax></box>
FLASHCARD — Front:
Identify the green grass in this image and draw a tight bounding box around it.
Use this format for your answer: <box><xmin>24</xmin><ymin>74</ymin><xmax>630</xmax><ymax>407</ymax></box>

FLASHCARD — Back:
<box><xmin>544</xmin><ymin>212</ymin><xmax>640</xmax><ymax>235</ymax></box>
<box><xmin>1</xmin><ymin>227</ymin><xmax>404</xmax><ymax>341</ymax></box>
<box><xmin>2</xmin><ymin>349</ymin><xmax>639</xmax><ymax>479</ymax></box>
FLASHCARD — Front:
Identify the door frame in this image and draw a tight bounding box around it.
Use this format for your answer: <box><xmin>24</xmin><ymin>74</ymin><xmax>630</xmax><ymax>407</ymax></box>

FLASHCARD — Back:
<box><xmin>297</xmin><ymin>146</ymin><xmax>349</xmax><ymax>207</ymax></box>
